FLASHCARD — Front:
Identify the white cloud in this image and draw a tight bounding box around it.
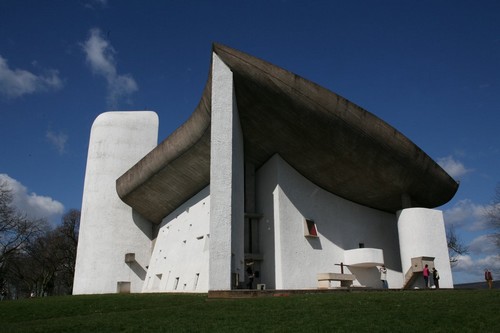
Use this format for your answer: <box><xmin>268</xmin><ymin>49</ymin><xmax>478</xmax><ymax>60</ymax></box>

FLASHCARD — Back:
<box><xmin>468</xmin><ymin>234</ymin><xmax>498</xmax><ymax>255</ymax></box>
<box><xmin>444</xmin><ymin>198</ymin><xmax>499</xmax><ymax>283</ymax></box>
<box><xmin>0</xmin><ymin>174</ymin><xmax>64</xmax><ymax>225</ymax></box>
<box><xmin>443</xmin><ymin>199</ymin><xmax>488</xmax><ymax>229</ymax></box>
<box><xmin>453</xmin><ymin>254</ymin><xmax>500</xmax><ymax>275</ymax></box>
<box><xmin>82</xmin><ymin>28</ymin><xmax>138</xmax><ymax>108</ymax></box>
<box><xmin>437</xmin><ymin>155</ymin><xmax>472</xmax><ymax>179</ymax></box>
<box><xmin>0</xmin><ymin>55</ymin><xmax>63</xmax><ymax>98</ymax></box>
<box><xmin>470</xmin><ymin>202</ymin><xmax>498</xmax><ymax>231</ymax></box>
<box><xmin>452</xmin><ymin>254</ymin><xmax>474</xmax><ymax>271</ymax></box>
<box><xmin>46</xmin><ymin>130</ymin><xmax>68</xmax><ymax>154</ymax></box>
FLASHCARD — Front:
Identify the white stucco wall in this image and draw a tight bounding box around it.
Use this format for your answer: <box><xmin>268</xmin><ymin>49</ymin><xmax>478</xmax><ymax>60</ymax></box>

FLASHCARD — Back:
<box><xmin>209</xmin><ymin>53</ymin><xmax>245</xmax><ymax>290</ymax></box>
<box><xmin>143</xmin><ymin>186</ymin><xmax>210</xmax><ymax>293</ymax></box>
<box><xmin>73</xmin><ymin>111</ymin><xmax>158</xmax><ymax>294</ymax></box>
<box><xmin>256</xmin><ymin>154</ymin><xmax>403</xmax><ymax>289</ymax></box>
<box><xmin>397</xmin><ymin>208</ymin><xmax>453</xmax><ymax>288</ymax></box>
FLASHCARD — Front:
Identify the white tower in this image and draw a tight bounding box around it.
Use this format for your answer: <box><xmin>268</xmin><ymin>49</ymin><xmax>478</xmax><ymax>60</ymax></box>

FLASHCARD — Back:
<box><xmin>73</xmin><ymin>111</ymin><xmax>158</xmax><ymax>294</ymax></box>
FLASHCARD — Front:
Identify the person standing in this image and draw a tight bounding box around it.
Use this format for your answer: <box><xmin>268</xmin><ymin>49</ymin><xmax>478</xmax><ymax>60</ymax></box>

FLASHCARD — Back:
<box><xmin>379</xmin><ymin>265</ymin><xmax>388</xmax><ymax>289</ymax></box>
<box><xmin>246</xmin><ymin>263</ymin><xmax>255</xmax><ymax>289</ymax></box>
<box><xmin>423</xmin><ymin>264</ymin><xmax>430</xmax><ymax>288</ymax></box>
<box><xmin>485</xmin><ymin>269</ymin><xmax>493</xmax><ymax>289</ymax></box>
<box><xmin>432</xmin><ymin>267</ymin><xmax>440</xmax><ymax>289</ymax></box>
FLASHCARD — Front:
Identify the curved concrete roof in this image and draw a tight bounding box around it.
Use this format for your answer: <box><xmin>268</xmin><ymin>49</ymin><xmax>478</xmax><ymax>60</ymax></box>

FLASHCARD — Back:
<box><xmin>116</xmin><ymin>43</ymin><xmax>458</xmax><ymax>224</ymax></box>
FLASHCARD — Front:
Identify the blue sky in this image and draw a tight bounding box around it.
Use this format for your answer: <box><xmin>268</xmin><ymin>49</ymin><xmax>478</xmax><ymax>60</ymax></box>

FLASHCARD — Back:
<box><xmin>0</xmin><ymin>0</ymin><xmax>498</xmax><ymax>284</ymax></box>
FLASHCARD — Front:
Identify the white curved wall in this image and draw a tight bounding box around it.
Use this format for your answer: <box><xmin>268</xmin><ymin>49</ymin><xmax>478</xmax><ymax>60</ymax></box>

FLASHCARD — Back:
<box><xmin>73</xmin><ymin>111</ymin><xmax>158</xmax><ymax>294</ymax></box>
<box><xmin>397</xmin><ymin>208</ymin><xmax>453</xmax><ymax>288</ymax></box>
<box><xmin>256</xmin><ymin>154</ymin><xmax>403</xmax><ymax>289</ymax></box>
<box><xmin>143</xmin><ymin>186</ymin><xmax>210</xmax><ymax>293</ymax></box>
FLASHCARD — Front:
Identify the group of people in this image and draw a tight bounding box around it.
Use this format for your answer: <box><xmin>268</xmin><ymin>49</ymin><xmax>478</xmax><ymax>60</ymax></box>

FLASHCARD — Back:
<box><xmin>422</xmin><ymin>264</ymin><xmax>440</xmax><ymax>288</ymax></box>
<box><xmin>381</xmin><ymin>264</ymin><xmax>495</xmax><ymax>289</ymax></box>
<box><xmin>379</xmin><ymin>263</ymin><xmax>441</xmax><ymax>289</ymax></box>
<box><xmin>246</xmin><ymin>262</ymin><xmax>494</xmax><ymax>290</ymax></box>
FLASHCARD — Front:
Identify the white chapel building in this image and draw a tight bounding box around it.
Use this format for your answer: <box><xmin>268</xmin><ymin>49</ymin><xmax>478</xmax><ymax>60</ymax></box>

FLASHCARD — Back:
<box><xmin>73</xmin><ymin>44</ymin><xmax>458</xmax><ymax>294</ymax></box>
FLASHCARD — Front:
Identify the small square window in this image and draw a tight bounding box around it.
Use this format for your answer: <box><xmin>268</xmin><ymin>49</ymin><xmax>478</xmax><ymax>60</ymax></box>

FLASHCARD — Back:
<box><xmin>304</xmin><ymin>219</ymin><xmax>318</xmax><ymax>237</ymax></box>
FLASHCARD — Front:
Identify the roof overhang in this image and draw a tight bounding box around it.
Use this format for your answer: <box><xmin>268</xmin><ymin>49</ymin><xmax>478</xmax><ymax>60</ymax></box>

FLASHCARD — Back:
<box><xmin>116</xmin><ymin>43</ymin><xmax>459</xmax><ymax>224</ymax></box>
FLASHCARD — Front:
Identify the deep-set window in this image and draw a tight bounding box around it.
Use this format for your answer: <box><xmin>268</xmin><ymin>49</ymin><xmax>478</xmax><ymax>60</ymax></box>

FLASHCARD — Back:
<box><xmin>304</xmin><ymin>218</ymin><xmax>318</xmax><ymax>237</ymax></box>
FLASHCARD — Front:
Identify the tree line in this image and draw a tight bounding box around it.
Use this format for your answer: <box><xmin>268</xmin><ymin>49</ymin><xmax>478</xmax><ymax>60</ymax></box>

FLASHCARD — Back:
<box><xmin>0</xmin><ymin>181</ymin><xmax>79</xmax><ymax>300</ymax></box>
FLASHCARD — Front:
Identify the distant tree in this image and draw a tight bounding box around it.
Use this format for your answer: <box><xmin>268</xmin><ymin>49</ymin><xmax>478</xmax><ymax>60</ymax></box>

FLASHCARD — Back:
<box><xmin>1</xmin><ymin>181</ymin><xmax>80</xmax><ymax>298</ymax></box>
<box><xmin>3</xmin><ymin>209</ymin><xmax>80</xmax><ymax>297</ymax></box>
<box><xmin>0</xmin><ymin>181</ymin><xmax>46</xmax><ymax>298</ymax></box>
<box><xmin>447</xmin><ymin>224</ymin><xmax>469</xmax><ymax>265</ymax></box>
<box><xmin>52</xmin><ymin>209</ymin><xmax>80</xmax><ymax>294</ymax></box>
<box><xmin>6</xmin><ymin>232</ymin><xmax>57</xmax><ymax>297</ymax></box>
<box><xmin>485</xmin><ymin>183</ymin><xmax>500</xmax><ymax>249</ymax></box>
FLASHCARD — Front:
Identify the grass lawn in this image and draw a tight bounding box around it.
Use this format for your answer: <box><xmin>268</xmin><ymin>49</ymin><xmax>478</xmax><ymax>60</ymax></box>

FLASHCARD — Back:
<box><xmin>0</xmin><ymin>290</ymin><xmax>498</xmax><ymax>332</ymax></box>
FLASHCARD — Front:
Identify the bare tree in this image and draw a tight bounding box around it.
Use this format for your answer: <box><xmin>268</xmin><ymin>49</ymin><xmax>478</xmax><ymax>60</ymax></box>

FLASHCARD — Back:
<box><xmin>6</xmin><ymin>233</ymin><xmax>57</xmax><ymax>297</ymax></box>
<box><xmin>0</xmin><ymin>181</ymin><xmax>46</xmax><ymax>297</ymax></box>
<box><xmin>447</xmin><ymin>224</ymin><xmax>469</xmax><ymax>265</ymax></box>
<box><xmin>13</xmin><ymin>209</ymin><xmax>79</xmax><ymax>296</ymax></box>
<box><xmin>485</xmin><ymin>183</ymin><xmax>500</xmax><ymax>249</ymax></box>
<box><xmin>53</xmin><ymin>209</ymin><xmax>80</xmax><ymax>293</ymax></box>
<box><xmin>2</xmin><ymin>208</ymin><xmax>80</xmax><ymax>297</ymax></box>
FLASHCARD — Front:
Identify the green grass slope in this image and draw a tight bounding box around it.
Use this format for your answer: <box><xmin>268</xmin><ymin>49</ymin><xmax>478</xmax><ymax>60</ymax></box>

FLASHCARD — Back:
<box><xmin>0</xmin><ymin>290</ymin><xmax>498</xmax><ymax>332</ymax></box>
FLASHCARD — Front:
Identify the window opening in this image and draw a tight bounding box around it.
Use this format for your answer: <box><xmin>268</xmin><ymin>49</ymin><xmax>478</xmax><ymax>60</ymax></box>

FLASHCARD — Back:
<box><xmin>173</xmin><ymin>277</ymin><xmax>179</xmax><ymax>290</ymax></box>
<box><xmin>193</xmin><ymin>273</ymin><xmax>200</xmax><ymax>290</ymax></box>
<box><xmin>304</xmin><ymin>219</ymin><xmax>318</xmax><ymax>237</ymax></box>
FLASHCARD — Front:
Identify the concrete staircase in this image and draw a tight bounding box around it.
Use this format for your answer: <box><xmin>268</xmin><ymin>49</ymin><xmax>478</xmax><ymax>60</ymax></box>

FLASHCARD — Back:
<box><xmin>402</xmin><ymin>256</ymin><xmax>435</xmax><ymax>289</ymax></box>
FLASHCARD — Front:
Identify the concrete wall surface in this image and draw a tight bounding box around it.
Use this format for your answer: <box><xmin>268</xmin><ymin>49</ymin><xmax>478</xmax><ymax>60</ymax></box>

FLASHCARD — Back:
<box><xmin>143</xmin><ymin>186</ymin><xmax>210</xmax><ymax>292</ymax></box>
<box><xmin>209</xmin><ymin>53</ymin><xmax>245</xmax><ymax>290</ymax></box>
<box><xmin>397</xmin><ymin>208</ymin><xmax>454</xmax><ymax>288</ymax></box>
<box><xmin>256</xmin><ymin>154</ymin><xmax>404</xmax><ymax>289</ymax></box>
<box><xmin>73</xmin><ymin>111</ymin><xmax>158</xmax><ymax>294</ymax></box>
<box><xmin>74</xmin><ymin>110</ymin><xmax>454</xmax><ymax>293</ymax></box>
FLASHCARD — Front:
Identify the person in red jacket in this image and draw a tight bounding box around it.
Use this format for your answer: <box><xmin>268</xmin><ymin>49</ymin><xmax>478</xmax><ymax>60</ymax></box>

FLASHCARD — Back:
<box><xmin>423</xmin><ymin>264</ymin><xmax>430</xmax><ymax>288</ymax></box>
<box><xmin>484</xmin><ymin>269</ymin><xmax>493</xmax><ymax>289</ymax></box>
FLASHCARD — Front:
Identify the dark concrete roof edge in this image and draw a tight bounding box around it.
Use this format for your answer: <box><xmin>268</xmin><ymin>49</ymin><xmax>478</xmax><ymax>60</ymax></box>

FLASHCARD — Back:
<box><xmin>212</xmin><ymin>43</ymin><xmax>458</xmax><ymax>208</ymax></box>
<box><xmin>116</xmin><ymin>72</ymin><xmax>213</xmax><ymax>202</ymax></box>
<box><xmin>212</xmin><ymin>43</ymin><xmax>437</xmax><ymax>175</ymax></box>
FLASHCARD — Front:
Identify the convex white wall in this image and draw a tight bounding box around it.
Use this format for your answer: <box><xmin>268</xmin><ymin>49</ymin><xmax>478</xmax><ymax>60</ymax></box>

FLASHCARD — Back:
<box><xmin>397</xmin><ymin>208</ymin><xmax>453</xmax><ymax>288</ymax></box>
<box><xmin>73</xmin><ymin>111</ymin><xmax>158</xmax><ymax>294</ymax></box>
